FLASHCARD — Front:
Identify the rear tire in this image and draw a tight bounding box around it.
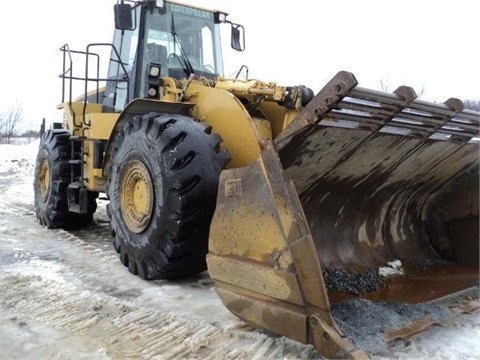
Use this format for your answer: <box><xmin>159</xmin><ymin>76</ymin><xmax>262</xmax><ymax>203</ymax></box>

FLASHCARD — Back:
<box><xmin>106</xmin><ymin>113</ymin><xmax>230</xmax><ymax>280</ymax></box>
<box><xmin>33</xmin><ymin>130</ymin><xmax>98</xmax><ymax>229</ymax></box>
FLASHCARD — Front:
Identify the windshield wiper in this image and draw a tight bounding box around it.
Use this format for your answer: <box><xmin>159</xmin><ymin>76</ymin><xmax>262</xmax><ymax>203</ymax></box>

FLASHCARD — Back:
<box><xmin>171</xmin><ymin>14</ymin><xmax>195</xmax><ymax>77</ymax></box>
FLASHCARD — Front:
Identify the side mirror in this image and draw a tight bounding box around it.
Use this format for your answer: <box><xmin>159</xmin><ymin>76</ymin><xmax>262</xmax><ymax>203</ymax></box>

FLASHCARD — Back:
<box><xmin>114</xmin><ymin>3</ymin><xmax>133</xmax><ymax>30</ymax></box>
<box><xmin>231</xmin><ymin>23</ymin><xmax>245</xmax><ymax>52</ymax></box>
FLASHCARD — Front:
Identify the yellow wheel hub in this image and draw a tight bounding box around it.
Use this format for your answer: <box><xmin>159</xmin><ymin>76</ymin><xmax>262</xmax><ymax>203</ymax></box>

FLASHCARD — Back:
<box><xmin>38</xmin><ymin>156</ymin><xmax>50</xmax><ymax>201</ymax></box>
<box><xmin>120</xmin><ymin>160</ymin><xmax>154</xmax><ymax>234</ymax></box>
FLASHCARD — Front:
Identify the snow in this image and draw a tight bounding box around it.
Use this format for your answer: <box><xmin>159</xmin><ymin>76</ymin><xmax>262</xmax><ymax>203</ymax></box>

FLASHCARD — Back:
<box><xmin>378</xmin><ymin>260</ymin><xmax>405</xmax><ymax>277</ymax></box>
<box><xmin>0</xmin><ymin>139</ymin><xmax>38</xmax><ymax>175</ymax></box>
<box><xmin>1</xmin><ymin>138</ymin><xmax>479</xmax><ymax>359</ymax></box>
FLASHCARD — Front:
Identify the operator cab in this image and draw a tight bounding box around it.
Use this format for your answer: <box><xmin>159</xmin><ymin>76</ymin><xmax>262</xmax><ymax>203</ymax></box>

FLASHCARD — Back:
<box><xmin>104</xmin><ymin>0</ymin><xmax>244</xmax><ymax>112</ymax></box>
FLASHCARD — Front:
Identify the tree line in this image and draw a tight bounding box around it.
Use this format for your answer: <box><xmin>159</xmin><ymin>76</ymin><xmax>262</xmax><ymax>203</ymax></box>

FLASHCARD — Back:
<box><xmin>464</xmin><ymin>99</ymin><xmax>480</xmax><ymax>112</ymax></box>
<box><xmin>0</xmin><ymin>104</ymin><xmax>40</xmax><ymax>144</ymax></box>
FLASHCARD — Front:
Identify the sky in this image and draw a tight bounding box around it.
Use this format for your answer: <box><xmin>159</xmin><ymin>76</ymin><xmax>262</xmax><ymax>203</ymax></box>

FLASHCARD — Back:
<box><xmin>0</xmin><ymin>0</ymin><xmax>478</xmax><ymax>131</ymax></box>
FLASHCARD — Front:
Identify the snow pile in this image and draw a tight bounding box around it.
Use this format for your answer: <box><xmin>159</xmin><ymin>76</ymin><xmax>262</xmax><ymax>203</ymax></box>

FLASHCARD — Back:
<box><xmin>0</xmin><ymin>138</ymin><xmax>38</xmax><ymax>175</ymax></box>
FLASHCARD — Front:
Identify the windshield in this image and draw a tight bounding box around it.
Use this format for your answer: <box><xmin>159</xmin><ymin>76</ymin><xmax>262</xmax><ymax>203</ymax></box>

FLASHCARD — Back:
<box><xmin>141</xmin><ymin>4</ymin><xmax>223</xmax><ymax>82</ymax></box>
<box><xmin>105</xmin><ymin>2</ymin><xmax>224</xmax><ymax>111</ymax></box>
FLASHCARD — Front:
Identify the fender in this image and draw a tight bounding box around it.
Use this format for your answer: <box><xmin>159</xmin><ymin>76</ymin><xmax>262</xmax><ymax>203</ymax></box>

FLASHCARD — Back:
<box><xmin>102</xmin><ymin>98</ymin><xmax>194</xmax><ymax>177</ymax></box>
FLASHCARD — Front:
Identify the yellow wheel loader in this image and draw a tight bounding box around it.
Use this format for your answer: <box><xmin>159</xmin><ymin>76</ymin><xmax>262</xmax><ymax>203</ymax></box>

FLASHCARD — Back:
<box><xmin>33</xmin><ymin>1</ymin><xmax>479</xmax><ymax>358</ymax></box>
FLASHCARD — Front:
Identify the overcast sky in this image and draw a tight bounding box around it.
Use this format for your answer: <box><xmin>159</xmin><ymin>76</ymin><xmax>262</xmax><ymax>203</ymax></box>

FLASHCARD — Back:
<box><xmin>1</xmin><ymin>0</ymin><xmax>478</xmax><ymax>129</ymax></box>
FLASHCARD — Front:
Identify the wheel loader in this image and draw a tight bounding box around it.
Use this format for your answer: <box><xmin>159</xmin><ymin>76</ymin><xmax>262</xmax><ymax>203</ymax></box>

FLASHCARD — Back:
<box><xmin>33</xmin><ymin>0</ymin><xmax>480</xmax><ymax>358</ymax></box>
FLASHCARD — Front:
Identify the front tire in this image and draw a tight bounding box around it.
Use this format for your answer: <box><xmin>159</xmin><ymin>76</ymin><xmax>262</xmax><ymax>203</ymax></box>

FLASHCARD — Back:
<box><xmin>33</xmin><ymin>130</ymin><xmax>98</xmax><ymax>229</ymax></box>
<box><xmin>107</xmin><ymin>113</ymin><xmax>230</xmax><ymax>280</ymax></box>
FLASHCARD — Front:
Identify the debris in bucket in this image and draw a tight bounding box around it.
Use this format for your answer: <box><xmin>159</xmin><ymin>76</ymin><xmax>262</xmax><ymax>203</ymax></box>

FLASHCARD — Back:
<box><xmin>331</xmin><ymin>298</ymin><xmax>451</xmax><ymax>355</ymax></box>
<box><xmin>378</xmin><ymin>259</ymin><xmax>405</xmax><ymax>277</ymax></box>
<box><xmin>414</xmin><ymin>257</ymin><xmax>452</xmax><ymax>270</ymax></box>
<box><xmin>323</xmin><ymin>268</ymin><xmax>381</xmax><ymax>294</ymax></box>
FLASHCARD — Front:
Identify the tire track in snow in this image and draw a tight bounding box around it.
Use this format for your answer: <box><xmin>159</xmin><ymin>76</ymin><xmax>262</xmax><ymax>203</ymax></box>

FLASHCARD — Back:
<box><xmin>1</xmin><ymin>177</ymin><xmax>320</xmax><ymax>359</ymax></box>
<box><xmin>0</xmin><ymin>272</ymin><xmax>318</xmax><ymax>359</ymax></box>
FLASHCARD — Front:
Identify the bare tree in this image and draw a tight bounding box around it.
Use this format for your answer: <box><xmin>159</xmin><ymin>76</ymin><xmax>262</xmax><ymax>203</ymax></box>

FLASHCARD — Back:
<box><xmin>464</xmin><ymin>99</ymin><xmax>480</xmax><ymax>111</ymax></box>
<box><xmin>378</xmin><ymin>77</ymin><xmax>391</xmax><ymax>92</ymax></box>
<box><xmin>0</xmin><ymin>103</ymin><xmax>23</xmax><ymax>144</ymax></box>
<box><xmin>416</xmin><ymin>83</ymin><xmax>426</xmax><ymax>98</ymax></box>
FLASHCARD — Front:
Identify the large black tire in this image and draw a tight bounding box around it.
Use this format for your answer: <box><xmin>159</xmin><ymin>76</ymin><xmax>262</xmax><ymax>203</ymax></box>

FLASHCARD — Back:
<box><xmin>33</xmin><ymin>130</ymin><xmax>97</xmax><ymax>229</ymax></box>
<box><xmin>106</xmin><ymin>113</ymin><xmax>230</xmax><ymax>280</ymax></box>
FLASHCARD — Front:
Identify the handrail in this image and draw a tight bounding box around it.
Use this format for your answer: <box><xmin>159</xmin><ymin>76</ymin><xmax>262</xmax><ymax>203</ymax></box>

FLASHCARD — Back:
<box><xmin>58</xmin><ymin>42</ymin><xmax>130</xmax><ymax>190</ymax></box>
<box><xmin>59</xmin><ymin>43</ymin><xmax>130</xmax><ymax>127</ymax></box>
<box><xmin>83</xmin><ymin>43</ymin><xmax>130</xmax><ymax>126</ymax></box>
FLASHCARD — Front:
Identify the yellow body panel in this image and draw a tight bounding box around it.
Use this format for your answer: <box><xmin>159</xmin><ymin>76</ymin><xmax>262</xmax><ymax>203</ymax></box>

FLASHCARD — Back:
<box><xmin>60</xmin><ymin>105</ymin><xmax>119</xmax><ymax>192</ymax></box>
<box><xmin>187</xmin><ymin>82</ymin><xmax>262</xmax><ymax>169</ymax></box>
<box><xmin>60</xmin><ymin>102</ymin><xmax>104</xmax><ymax>135</ymax></box>
<box><xmin>252</xmin><ymin>118</ymin><xmax>272</xmax><ymax>140</ymax></box>
<box><xmin>258</xmin><ymin>101</ymin><xmax>297</xmax><ymax>139</ymax></box>
<box><xmin>83</xmin><ymin>138</ymin><xmax>107</xmax><ymax>191</ymax></box>
<box><xmin>88</xmin><ymin>113</ymin><xmax>119</xmax><ymax>139</ymax></box>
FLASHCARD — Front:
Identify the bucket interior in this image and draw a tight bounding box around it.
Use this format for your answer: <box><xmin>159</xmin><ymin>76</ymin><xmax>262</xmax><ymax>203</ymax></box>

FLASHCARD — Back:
<box><xmin>280</xmin><ymin>126</ymin><xmax>479</xmax><ymax>303</ymax></box>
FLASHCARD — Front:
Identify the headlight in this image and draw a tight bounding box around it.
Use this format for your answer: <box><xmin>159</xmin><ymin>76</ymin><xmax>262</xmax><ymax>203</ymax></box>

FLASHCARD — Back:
<box><xmin>147</xmin><ymin>87</ymin><xmax>157</xmax><ymax>97</ymax></box>
<box><xmin>214</xmin><ymin>12</ymin><xmax>227</xmax><ymax>24</ymax></box>
<box><xmin>149</xmin><ymin>65</ymin><xmax>160</xmax><ymax>77</ymax></box>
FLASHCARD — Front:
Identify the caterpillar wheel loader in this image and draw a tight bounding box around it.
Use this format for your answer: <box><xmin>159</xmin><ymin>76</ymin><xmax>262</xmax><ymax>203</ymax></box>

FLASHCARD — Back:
<box><xmin>33</xmin><ymin>0</ymin><xmax>479</xmax><ymax>358</ymax></box>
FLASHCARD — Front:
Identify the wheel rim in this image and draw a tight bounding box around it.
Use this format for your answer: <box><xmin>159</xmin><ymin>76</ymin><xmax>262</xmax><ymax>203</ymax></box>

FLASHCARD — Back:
<box><xmin>38</xmin><ymin>156</ymin><xmax>50</xmax><ymax>201</ymax></box>
<box><xmin>120</xmin><ymin>160</ymin><xmax>154</xmax><ymax>234</ymax></box>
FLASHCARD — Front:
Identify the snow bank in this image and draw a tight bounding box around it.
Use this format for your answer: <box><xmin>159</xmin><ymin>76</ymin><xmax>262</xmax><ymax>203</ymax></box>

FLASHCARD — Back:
<box><xmin>0</xmin><ymin>138</ymin><xmax>38</xmax><ymax>175</ymax></box>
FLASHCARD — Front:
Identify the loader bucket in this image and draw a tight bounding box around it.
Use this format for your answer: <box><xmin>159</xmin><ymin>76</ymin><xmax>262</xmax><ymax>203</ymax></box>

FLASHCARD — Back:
<box><xmin>207</xmin><ymin>71</ymin><xmax>479</xmax><ymax>358</ymax></box>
